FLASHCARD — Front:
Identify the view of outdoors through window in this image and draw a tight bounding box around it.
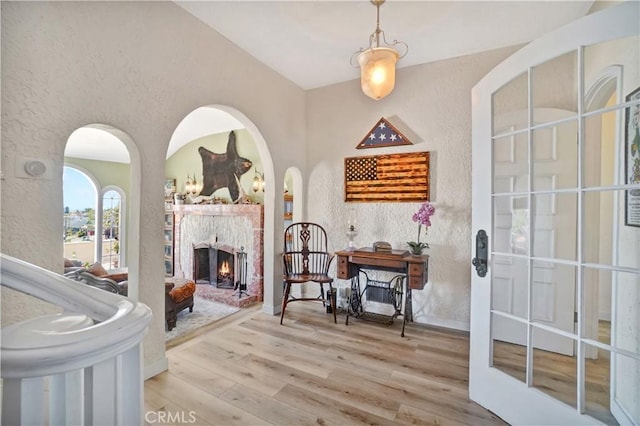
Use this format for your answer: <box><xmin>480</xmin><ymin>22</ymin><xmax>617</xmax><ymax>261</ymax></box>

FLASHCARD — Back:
<box><xmin>63</xmin><ymin>167</ymin><xmax>121</xmax><ymax>269</ymax></box>
<box><xmin>102</xmin><ymin>191</ymin><xmax>121</xmax><ymax>268</ymax></box>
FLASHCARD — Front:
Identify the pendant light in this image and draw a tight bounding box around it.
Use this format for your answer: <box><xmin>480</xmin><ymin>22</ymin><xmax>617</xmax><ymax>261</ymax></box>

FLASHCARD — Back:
<box><xmin>351</xmin><ymin>0</ymin><xmax>408</xmax><ymax>100</ymax></box>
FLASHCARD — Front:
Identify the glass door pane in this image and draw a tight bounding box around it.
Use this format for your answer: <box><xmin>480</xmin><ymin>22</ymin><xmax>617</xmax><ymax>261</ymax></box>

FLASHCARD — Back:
<box><xmin>472</xmin><ymin>5</ymin><xmax>640</xmax><ymax>424</ymax></box>
<box><xmin>531</xmin><ymin>51</ymin><xmax>578</xmax><ymax>125</ymax></box>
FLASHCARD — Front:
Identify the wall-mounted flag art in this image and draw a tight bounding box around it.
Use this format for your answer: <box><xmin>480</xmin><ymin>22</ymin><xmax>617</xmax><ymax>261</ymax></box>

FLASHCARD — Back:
<box><xmin>344</xmin><ymin>151</ymin><xmax>430</xmax><ymax>202</ymax></box>
<box><xmin>357</xmin><ymin>117</ymin><xmax>412</xmax><ymax>149</ymax></box>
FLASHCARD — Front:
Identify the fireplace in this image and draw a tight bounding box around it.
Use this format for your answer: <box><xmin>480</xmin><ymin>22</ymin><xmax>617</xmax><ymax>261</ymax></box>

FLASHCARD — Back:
<box><xmin>193</xmin><ymin>243</ymin><xmax>237</xmax><ymax>288</ymax></box>
<box><xmin>173</xmin><ymin>204</ymin><xmax>263</xmax><ymax>308</ymax></box>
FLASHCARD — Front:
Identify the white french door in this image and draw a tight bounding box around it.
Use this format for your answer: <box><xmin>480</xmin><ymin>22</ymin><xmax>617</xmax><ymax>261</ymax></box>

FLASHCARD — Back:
<box><xmin>470</xmin><ymin>2</ymin><xmax>640</xmax><ymax>425</ymax></box>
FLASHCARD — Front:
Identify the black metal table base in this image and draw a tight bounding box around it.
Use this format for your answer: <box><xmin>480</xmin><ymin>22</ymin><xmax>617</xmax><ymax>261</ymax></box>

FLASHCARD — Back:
<box><xmin>345</xmin><ymin>271</ymin><xmax>413</xmax><ymax>337</ymax></box>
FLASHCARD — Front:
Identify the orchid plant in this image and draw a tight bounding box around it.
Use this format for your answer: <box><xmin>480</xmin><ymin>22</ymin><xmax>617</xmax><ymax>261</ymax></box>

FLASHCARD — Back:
<box><xmin>407</xmin><ymin>201</ymin><xmax>436</xmax><ymax>255</ymax></box>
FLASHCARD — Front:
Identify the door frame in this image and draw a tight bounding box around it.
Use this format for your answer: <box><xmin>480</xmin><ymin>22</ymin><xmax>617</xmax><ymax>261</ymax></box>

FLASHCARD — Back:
<box><xmin>470</xmin><ymin>2</ymin><xmax>639</xmax><ymax>424</ymax></box>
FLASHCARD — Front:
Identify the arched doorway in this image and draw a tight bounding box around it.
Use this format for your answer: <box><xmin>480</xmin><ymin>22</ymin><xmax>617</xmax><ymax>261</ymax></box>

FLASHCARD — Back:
<box><xmin>166</xmin><ymin>105</ymin><xmax>276</xmax><ymax>315</ymax></box>
<box><xmin>63</xmin><ymin>124</ymin><xmax>141</xmax><ymax>300</ymax></box>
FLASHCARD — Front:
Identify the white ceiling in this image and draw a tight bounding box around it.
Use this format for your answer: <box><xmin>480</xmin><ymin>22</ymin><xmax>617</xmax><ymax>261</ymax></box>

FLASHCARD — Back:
<box><xmin>66</xmin><ymin>127</ymin><xmax>131</xmax><ymax>164</ymax></box>
<box><xmin>65</xmin><ymin>1</ymin><xmax>594</xmax><ymax>163</ymax></box>
<box><xmin>177</xmin><ymin>0</ymin><xmax>594</xmax><ymax>90</ymax></box>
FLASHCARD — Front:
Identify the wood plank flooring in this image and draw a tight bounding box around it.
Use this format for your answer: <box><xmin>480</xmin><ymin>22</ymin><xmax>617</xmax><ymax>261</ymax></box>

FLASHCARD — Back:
<box><xmin>145</xmin><ymin>303</ymin><xmax>507</xmax><ymax>425</ymax></box>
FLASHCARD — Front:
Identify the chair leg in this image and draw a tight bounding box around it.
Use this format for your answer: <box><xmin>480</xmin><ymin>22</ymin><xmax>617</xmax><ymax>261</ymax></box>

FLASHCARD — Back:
<box><xmin>330</xmin><ymin>286</ymin><xmax>337</xmax><ymax>324</ymax></box>
<box><xmin>280</xmin><ymin>282</ymin><xmax>292</xmax><ymax>325</ymax></box>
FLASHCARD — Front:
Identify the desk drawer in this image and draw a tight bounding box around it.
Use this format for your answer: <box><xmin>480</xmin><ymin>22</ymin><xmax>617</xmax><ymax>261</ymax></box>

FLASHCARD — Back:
<box><xmin>337</xmin><ymin>256</ymin><xmax>349</xmax><ymax>279</ymax></box>
<box><xmin>408</xmin><ymin>260</ymin><xmax>427</xmax><ymax>289</ymax></box>
<box><xmin>351</xmin><ymin>256</ymin><xmax>402</xmax><ymax>269</ymax></box>
<box><xmin>409</xmin><ymin>263</ymin><xmax>424</xmax><ymax>276</ymax></box>
<box><xmin>409</xmin><ymin>276</ymin><xmax>425</xmax><ymax>290</ymax></box>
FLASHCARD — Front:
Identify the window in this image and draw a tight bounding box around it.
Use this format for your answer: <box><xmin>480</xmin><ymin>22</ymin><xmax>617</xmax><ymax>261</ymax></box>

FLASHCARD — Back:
<box><xmin>63</xmin><ymin>166</ymin><xmax>126</xmax><ymax>269</ymax></box>
<box><xmin>102</xmin><ymin>189</ymin><xmax>122</xmax><ymax>269</ymax></box>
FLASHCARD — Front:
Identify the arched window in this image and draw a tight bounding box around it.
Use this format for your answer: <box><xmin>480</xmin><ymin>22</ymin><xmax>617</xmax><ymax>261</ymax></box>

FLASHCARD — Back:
<box><xmin>101</xmin><ymin>187</ymin><xmax>125</xmax><ymax>269</ymax></box>
<box><xmin>63</xmin><ymin>166</ymin><xmax>126</xmax><ymax>269</ymax></box>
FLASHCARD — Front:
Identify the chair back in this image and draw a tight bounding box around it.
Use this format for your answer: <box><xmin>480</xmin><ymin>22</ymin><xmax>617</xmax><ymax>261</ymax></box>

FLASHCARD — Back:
<box><xmin>284</xmin><ymin>222</ymin><xmax>332</xmax><ymax>276</ymax></box>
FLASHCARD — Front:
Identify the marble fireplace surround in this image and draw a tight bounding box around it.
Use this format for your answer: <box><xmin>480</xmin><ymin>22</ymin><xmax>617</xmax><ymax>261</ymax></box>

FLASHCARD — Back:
<box><xmin>173</xmin><ymin>204</ymin><xmax>263</xmax><ymax>308</ymax></box>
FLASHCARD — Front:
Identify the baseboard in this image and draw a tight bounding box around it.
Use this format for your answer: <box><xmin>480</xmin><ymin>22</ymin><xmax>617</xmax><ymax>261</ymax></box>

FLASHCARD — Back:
<box><xmin>261</xmin><ymin>303</ymin><xmax>281</xmax><ymax>316</ymax></box>
<box><xmin>144</xmin><ymin>356</ymin><xmax>168</xmax><ymax>380</ymax></box>
<box><xmin>414</xmin><ymin>315</ymin><xmax>469</xmax><ymax>332</ymax></box>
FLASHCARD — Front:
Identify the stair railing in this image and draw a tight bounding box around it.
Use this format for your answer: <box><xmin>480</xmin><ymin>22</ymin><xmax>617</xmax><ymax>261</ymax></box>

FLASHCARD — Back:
<box><xmin>1</xmin><ymin>254</ymin><xmax>152</xmax><ymax>426</ymax></box>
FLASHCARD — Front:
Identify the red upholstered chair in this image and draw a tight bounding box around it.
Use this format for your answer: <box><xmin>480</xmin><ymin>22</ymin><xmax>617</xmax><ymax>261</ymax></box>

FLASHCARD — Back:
<box><xmin>280</xmin><ymin>222</ymin><xmax>336</xmax><ymax>324</ymax></box>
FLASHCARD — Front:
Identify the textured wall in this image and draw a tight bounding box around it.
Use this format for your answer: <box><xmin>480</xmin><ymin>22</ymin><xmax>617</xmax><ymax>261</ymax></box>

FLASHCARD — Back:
<box><xmin>4</xmin><ymin>0</ymin><xmax>614</xmax><ymax>374</ymax></box>
<box><xmin>1</xmin><ymin>1</ymin><xmax>305</xmax><ymax>370</ymax></box>
<box><xmin>306</xmin><ymin>46</ymin><xmax>520</xmax><ymax>330</ymax></box>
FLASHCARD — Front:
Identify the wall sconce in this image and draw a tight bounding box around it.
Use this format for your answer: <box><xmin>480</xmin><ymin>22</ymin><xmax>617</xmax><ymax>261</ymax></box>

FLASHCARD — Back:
<box><xmin>185</xmin><ymin>174</ymin><xmax>198</xmax><ymax>195</ymax></box>
<box><xmin>252</xmin><ymin>169</ymin><xmax>265</xmax><ymax>193</ymax></box>
<box><xmin>185</xmin><ymin>174</ymin><xmax>192</xmax><ymax>194</ymax></box>
<box><xmin>351</xmin><ymin>0</ymin><xmax>408</xmax><ymax>100</ymax></box>
<box><xmin>190</xmin><ymin>174</ymin><xmax>198</xmax><ymax>195</ymax></box>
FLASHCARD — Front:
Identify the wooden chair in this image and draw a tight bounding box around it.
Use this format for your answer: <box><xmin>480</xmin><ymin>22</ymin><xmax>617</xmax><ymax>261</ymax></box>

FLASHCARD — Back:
<box><xmin>281</xmin><ymin>222</ymin><xmax>336</xmax><ymax>324</ymax></box>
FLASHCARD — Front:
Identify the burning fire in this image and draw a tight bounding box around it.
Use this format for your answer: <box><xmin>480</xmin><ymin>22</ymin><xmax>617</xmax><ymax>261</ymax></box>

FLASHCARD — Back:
<box><xmin>219</xmin><ymin>260</ymin><xmax>230</xmax><ymax>275</ymax></box>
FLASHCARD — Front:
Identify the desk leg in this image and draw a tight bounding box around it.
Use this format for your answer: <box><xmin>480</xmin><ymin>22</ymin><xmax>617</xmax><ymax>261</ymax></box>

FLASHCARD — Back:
<box><xmin>406</xmin><ymin>287</ymin><xmax>413</xmax><ymax>322</ymax></box>
<box><xmin>401</xmin><ymin>281</ymin><xmax>413</xmax><ymax>338</ymax></box>
<box><xmin>345</xmin><ymin>275</ymin><xmax>362</xmax><ymax>326</ymax></box>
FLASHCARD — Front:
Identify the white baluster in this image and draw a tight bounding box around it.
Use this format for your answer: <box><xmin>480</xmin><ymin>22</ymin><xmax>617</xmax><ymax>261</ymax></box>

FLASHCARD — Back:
<box><xmin>50</xmin><ymin>369</ymin><xmax>85</xmax><ymax>425</ymax></box>
<box><xmin>86</xmin><ymin>358</ymin><xmax>116</xmax><ymax>426</ymax></box>
<box><xmin>120</xmin><ymin>344</ymin><xmax>143</xmax><ymax>425</ymax></box>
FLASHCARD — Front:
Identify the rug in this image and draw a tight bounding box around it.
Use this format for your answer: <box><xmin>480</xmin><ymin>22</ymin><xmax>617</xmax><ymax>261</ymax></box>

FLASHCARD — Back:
<box><xmin>165</xmin><ymin>296</ymin><xmax>239</xmax><ymax>343</ymax></box>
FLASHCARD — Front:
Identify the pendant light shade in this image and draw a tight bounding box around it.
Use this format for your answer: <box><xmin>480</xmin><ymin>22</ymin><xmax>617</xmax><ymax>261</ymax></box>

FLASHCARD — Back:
<box><xmin>358</xmin><ymin>47</ymin><xmax>399</xmax><ymax>100</ymax></box>
<box><xmin>351</xmin><ymin>0</ymin><xmax>407</xmax><ymax>100</ymax></box>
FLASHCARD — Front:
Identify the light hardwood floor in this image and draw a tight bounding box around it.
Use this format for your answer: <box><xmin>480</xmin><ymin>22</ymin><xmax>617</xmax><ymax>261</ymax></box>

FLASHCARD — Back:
<box><xmin>145</xmin><ymin>303</ymin><xmax>507</xmax><ymax>425</ymax></box>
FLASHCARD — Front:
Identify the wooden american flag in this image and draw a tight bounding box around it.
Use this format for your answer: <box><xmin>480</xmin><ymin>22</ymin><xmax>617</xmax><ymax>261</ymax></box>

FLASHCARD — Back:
<box><xmin>344</xmin><ymin>152</ymin><xmax>430</xmax><ymax>202</ymax></box>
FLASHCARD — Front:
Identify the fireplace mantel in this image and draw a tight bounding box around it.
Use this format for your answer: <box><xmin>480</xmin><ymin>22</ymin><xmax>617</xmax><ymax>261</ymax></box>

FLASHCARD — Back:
<box><xmin>173</xmin><ymin>204</ymin><xmax>263</xmax><ymax>307</ymax></box>
<box><xmin>174</xmin><ymin>203</ymin><xmax>262</xmax><ymax>218</ymax></box>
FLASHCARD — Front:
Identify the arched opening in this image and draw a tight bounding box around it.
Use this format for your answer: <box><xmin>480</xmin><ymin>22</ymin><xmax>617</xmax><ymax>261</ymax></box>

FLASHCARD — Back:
<box><xmin>63</xmin><ymin>124</ymin><xmax>141</xmax><ymax>300</ymax></box>
<box><xmin>165</xmin><ymin>105</ymin><xmax>276</xmax><ymax>317</ymax></box>
<box><xmin>284</xmin><ymin>166</ymin><xmax>303</xmax><ymax>223</ymax></box>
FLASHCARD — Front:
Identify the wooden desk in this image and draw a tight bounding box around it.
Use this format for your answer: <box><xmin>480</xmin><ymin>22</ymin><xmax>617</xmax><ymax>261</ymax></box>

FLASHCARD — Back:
<box><xmin>336</xmin><ymin>248</ymin><xmax>429</xmax><ymax>336</ymax></box>
<box><xmin>336</xmin><ymin>248</ymin><xmax>428</xmax><ymax>289</ymax></box>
